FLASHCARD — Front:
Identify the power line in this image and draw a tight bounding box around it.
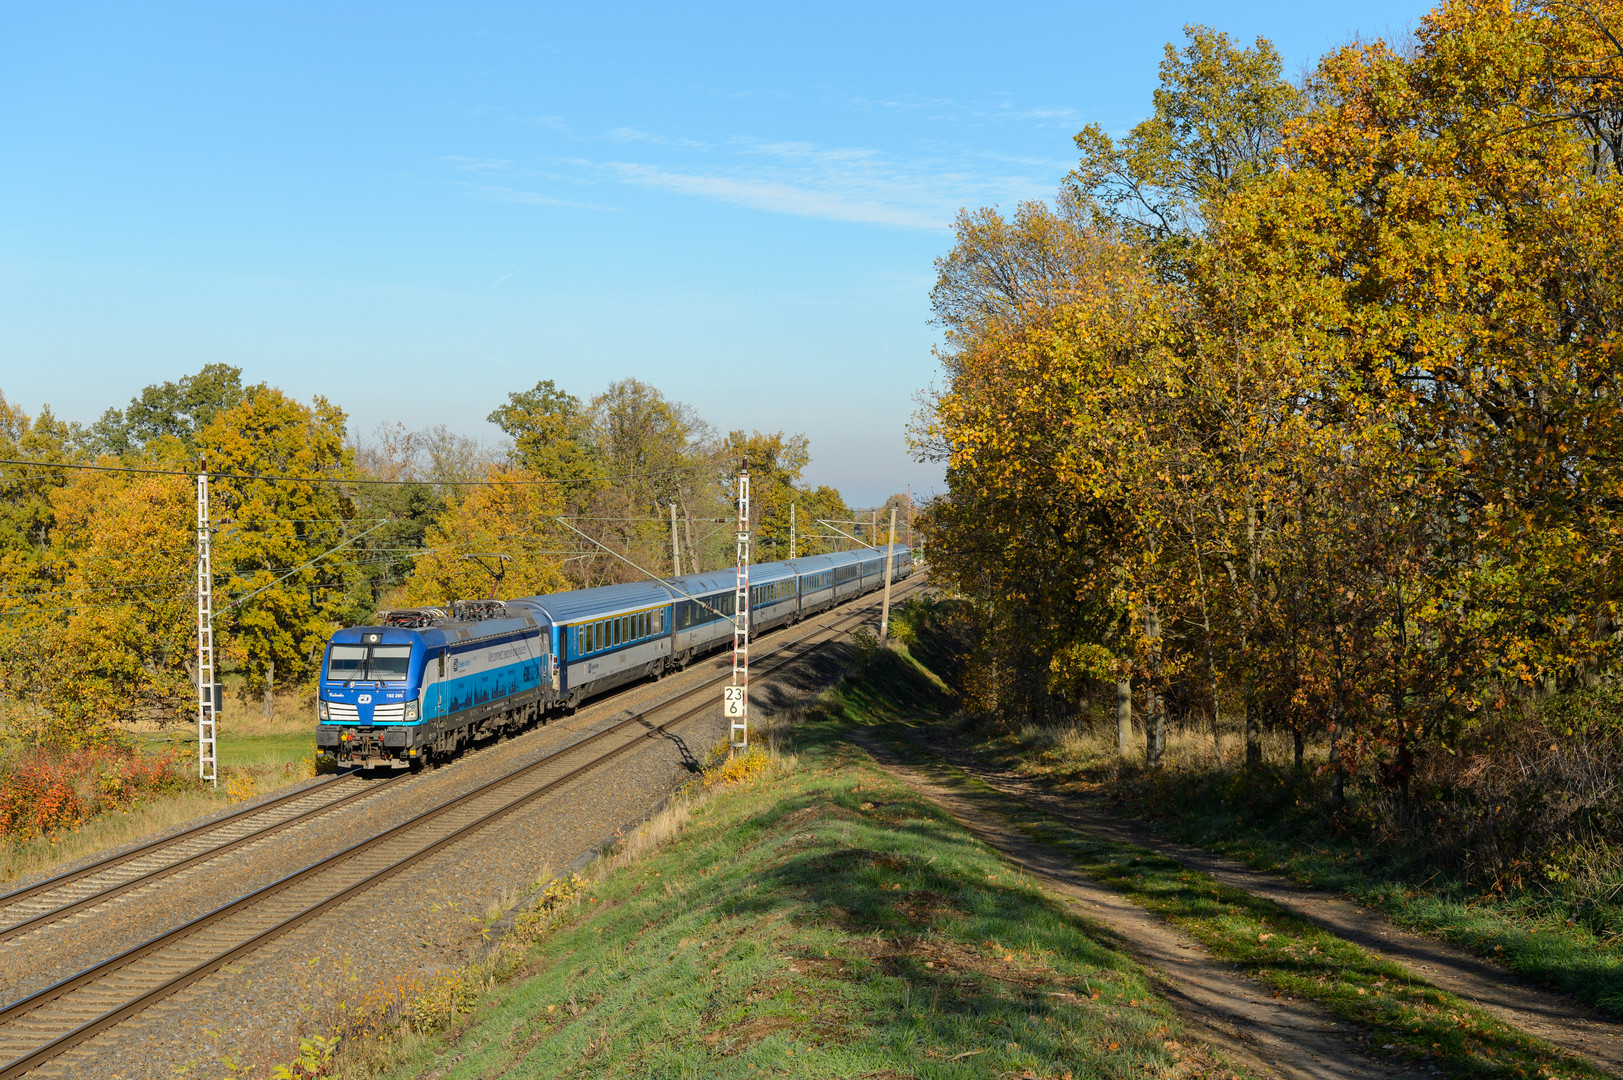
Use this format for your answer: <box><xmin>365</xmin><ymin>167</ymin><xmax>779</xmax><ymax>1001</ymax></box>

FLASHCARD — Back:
<box><xmin>0</xmin><ymin>595</ymin><xmax>191</xmax><ymax>620</ymax></box>
<box><xmin>0</xmin><ymin>452</ymin><xmax>738</xmax><ymax>488</ymax></box>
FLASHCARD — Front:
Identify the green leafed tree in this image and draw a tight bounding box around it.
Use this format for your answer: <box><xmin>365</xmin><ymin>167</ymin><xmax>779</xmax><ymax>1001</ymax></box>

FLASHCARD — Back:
<box><xmin>91</xmin><ymin>363</ymin><xmax>256</xmax><ymax>456</ymax></box>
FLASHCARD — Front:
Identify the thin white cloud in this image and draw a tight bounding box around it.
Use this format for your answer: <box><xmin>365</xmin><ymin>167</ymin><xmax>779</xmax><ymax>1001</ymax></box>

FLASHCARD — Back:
<box><xmin>584</xmin><ymin>130</ymin><xmax>1053</xmax><ymax>231</ymax></box>
<box><xmin>604</xmin><ymin>126</ymin><xmax>710</xmax><ymax>149</ymax></box>
<box><xmin>512</xmin><ymin>114</ymin><xmax>569</xmax><ymax>130</ymax></box>
<box><xmin>461</xmin><ymin>183</ymin><xmax>616</xmax><ymax>211</ymax></box>
<box><xmin>446</xmin><ymin>115</ymin><xmax>1058</xmax><ymax>230</ymax></box>
<box><xmin>605</xmin><ymin>163</ymin><xmax>946</xmax><ymax>230</ymax></box>
<box><xmin>444</xmin><ymin>155</ymin><xmax>513</xmax><ymax>173</ymax></box>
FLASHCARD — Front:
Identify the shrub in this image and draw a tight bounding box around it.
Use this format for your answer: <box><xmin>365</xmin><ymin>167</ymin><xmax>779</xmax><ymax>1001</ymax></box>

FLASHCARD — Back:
<box><xmin>0</xmin><ymin>744</ymin><xmax>189</xmax><ymax>841</ymax></box>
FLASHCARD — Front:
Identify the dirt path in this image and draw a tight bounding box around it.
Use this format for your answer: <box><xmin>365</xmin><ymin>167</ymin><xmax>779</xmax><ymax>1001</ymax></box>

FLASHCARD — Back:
<box><xmin>896</xmin><ymin>729</ymin><xmax>1623</xmax><ymax>1077</ymax></box>
<box><xmin>848</xmin><ymin>729</ymin><xmax>1424</xmax><ymax>1080</ymax></box>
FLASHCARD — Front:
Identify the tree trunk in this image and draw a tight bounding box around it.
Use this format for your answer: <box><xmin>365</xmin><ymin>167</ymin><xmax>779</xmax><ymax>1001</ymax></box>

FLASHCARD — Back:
<box><xmin>1329</xmin><ymin>715</ymin><xmax>1346</xmax><ymax>813</ymax></box>
<box><xmin>1116</xmin><ymin>678</ymin><xmax>1132</xmax><ymax>758</ymax></box>
<box><xmin>1244</xmin><ymin>498</ymin><xmax>1262</xmax><ymax>767</ymax></box>
<box><xmin>1141</xmin><ymin>600</ymin><xmax>1166</xmax><ymax>767</ymax></box>
<box><xmin>262</xmin><ymin>658</ymin><xmax>274</xmax><ymax>719</ymax></box>
<box><xmin>1293</xmin><ymin>726</ymin><xmax>1304</xmax><ymax>769</ymax></box>
<box><xmin>1145</xmin><ymin>690</ymin><xmax>1166</xmax><ymax>767</ymax></box>
<box><xmin>1244</xmin><ymin>699</ymin><xmax>1261</xmax><ymax>765</ymax></box>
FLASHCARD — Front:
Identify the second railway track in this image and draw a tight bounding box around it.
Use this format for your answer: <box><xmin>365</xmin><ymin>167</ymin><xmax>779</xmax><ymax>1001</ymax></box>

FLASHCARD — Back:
<box><xmin>0</xmin><ymin>772</ymin><xmax>407</xmax><ymax>942</ymax></box>
<box><xmin>0</xmin><ymin>576</ymin><xmax>923</xmax><ymax>1078</ymax></box>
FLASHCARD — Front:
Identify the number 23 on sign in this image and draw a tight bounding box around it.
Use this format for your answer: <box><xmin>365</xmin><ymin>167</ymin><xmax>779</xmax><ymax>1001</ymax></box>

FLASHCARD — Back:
<box><xmin>723</xmin><ymin>685</ymin><xmax>746</xmax><ymax>717</ymax></box>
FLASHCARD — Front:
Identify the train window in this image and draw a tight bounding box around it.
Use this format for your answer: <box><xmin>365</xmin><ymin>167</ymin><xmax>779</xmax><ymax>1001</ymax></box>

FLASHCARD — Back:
<box><xmin>593</xmin><ymin>623</ymin><xmax>601</xmax><ymax>652</ymax></box>
<box><xmin>641</xmin><ymin>612</ymin><xmax>649</xmax><ymax>637</ymax></box>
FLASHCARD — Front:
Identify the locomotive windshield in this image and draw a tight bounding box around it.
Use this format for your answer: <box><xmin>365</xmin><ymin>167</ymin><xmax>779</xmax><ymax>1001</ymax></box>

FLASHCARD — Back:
<box><xmin>326</xmin><ymin>644</ymin><xmax>413</xmax><ymax>682</ymax></box>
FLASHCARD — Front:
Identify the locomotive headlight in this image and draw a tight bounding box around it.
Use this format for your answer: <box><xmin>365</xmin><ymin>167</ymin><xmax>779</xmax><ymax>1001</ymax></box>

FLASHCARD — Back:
<box><xmin>404</xmin><ymin>700</ymin><xmax>419</xmax><ymax>722</ymax></box>
<box><xmin>318</xmin><ymin>700</ymin><xmax>330</xmax><ymax>721</ymax></box>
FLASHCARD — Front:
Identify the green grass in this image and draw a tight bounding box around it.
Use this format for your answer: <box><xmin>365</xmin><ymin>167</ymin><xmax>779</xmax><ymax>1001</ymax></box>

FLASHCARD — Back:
<box><xmin>869</xmin><ymin>731</ymin><xmax>1606</xmax><ymax>1080</ymax></box>
<box><xmin>215</xmin><ymin>730</ymin><xmax>316</xmax><ymax>772</ymax></box>
<box><xmin>374</xmin><ymin>718</ymin><xmax>1245</xmax><ymax>1078</ymax></box>
<box><xmin>961</xmin><ymin>727</ymin><xmax>1623</xmax><ymax>1018</ymax></box>
<box><xmin>803</xmin><ymin>641</ymin><xmax>1604</xmax><ymax>1078</ymax></box>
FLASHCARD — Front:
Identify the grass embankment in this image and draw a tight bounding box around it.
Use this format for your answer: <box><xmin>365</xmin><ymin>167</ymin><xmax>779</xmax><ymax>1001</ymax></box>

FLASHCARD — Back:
<box><xmin>959</xmin><ymin>723</ymin><xmax>1623</xmax><ymax>1019</ymax></box>
<box><xmin>891</xmin><ymin>595</ymin><xmax>1623</xmax><ymax>1018</ymax></box>
<box><xmin>843</xmin><ymin>645</ymin><xmax>1608</xmax><ymax>1079</ymax></box>
<box><xmin>364</xmin><ymin>721</ymin><xmax>1241</xmax><ymax>1078</ymax></box>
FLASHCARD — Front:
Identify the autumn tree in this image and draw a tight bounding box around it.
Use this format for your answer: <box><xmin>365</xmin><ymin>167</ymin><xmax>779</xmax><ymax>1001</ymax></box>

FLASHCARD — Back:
<box><xmin>402</xmin><ymin>469</ymin><xmax>571</xmax><ymax>604</ymax></box>
<box><xmin>199</xmin><ymin>389</ymin><xmax>366</xmax><ymax>693</ymax></box>
<box><xmin>91</xmin><ymin>363</ymin><xmax>255</xmax><ymax>456</ymax></box>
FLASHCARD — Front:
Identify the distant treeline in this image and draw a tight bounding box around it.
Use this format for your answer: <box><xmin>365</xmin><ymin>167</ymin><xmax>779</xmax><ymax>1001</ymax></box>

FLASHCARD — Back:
<box><xmin>0</xmin><ymin>366</ymin><xmax>902</xmax><ymax>745</ymax></box>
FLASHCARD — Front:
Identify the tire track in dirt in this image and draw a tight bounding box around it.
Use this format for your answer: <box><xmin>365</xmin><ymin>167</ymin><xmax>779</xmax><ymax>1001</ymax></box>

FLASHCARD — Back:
<box><xmin>849</xmin><ymin>729</ymin><xmax>1422</xmax><ymax>1080</ymax></box>
<box><xmin>896</xmin><ymin>729</ymin><xmax>1623</xmax><ymax>1077</ymax></box>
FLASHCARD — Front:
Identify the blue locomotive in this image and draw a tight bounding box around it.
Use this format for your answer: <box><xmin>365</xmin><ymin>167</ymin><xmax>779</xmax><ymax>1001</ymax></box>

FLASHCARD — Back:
<box><xmin>315</xmin><ymin>544</ymin><xmax>912</xmax><ymax>768</ymax></box>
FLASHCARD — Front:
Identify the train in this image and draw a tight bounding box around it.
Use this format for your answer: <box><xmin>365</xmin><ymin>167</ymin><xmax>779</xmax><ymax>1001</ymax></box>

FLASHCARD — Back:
<box><xmin>314</xmin><ymin>544</ymin><xmax>913</xmax><ymax>769</ymax></box>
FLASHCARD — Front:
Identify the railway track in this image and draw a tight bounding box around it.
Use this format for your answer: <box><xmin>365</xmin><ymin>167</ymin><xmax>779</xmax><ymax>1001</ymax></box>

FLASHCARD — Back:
<box><xmin>0</xmin><ymin>773</ymin><xmax>406</xmax><ymax>943</ymax></box>
<box><xmin>0</xmin><ymin>576</ymin><xmax>922</xmax><ymax>1077</ymax></box>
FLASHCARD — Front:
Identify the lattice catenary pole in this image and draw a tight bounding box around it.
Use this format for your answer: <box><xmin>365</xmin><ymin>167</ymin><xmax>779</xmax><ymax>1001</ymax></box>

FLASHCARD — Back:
<box><xmin>196</xmin><ymin>468</ymin><xmax>217</xmax><ymax>787</ymax></box>
<box><xmin>725</xmin><ymin>471</ymin><xmax>751</xmax><ymax>753</ymax></box>
<box><xmin>789</xmin><ymin>501</ymin><xmax>796</xmax><ymax>561</ymax></box>
<box><xmin>669</xmin><ymin>502</ymin><xmax>681</xmax><ymax>577</ymax></box>
<box><xmin>879</xmin><ymin>507</ymin><xmax>898</xmax><ymax>641</ymax></box>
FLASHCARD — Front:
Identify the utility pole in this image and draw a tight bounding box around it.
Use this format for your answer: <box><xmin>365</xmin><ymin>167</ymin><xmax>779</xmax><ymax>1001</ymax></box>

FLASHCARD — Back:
<box><xmin>906</xmin><ymin>486</ymin><xmax>913</xmax><ymax>549</ymax></box>
<box><xmin>669</xmin><ymin>502</ymin><xmax>681</xmax><ymax>577</ymax></box>
<box><xmin>196</xmin><ymin>466</ymin><xmax>217</xmax><ymax>787</ymax></box>
<box><xmin>870</xmin><ymin>509</ymin><xmax>877</xmax><ymax>548</ymax></box>
<box><xmin>879</xmin><ymin>507</ymin><xmax>898</xmax><ymax>641</ymax></box>
<box><xmin>789</xmin><ymin>502</ymin><xmax>796</xmax><ymax>560</ymax></box>
<box><xmin>725</xmin><ymin>472</ymin><xmax>750</xmax><ymax>753</ymax></box>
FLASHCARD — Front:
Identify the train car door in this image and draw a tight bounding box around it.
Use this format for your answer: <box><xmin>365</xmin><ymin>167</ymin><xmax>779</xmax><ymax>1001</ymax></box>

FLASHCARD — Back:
<box><xmin>436</xmin><ymin>648</ymin><xmax>447</xmax><ymax>719</ymax></box>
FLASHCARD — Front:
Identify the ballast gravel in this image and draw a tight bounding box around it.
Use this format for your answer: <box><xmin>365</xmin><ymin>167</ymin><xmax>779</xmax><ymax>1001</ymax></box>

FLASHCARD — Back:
<box><xmin>12</xmin><ymin>598</ymin><xmax>878</xmax><ymax>1080</ymax></box>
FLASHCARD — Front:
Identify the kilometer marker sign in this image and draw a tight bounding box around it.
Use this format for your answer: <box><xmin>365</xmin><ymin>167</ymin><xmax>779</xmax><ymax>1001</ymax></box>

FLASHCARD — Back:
<box><xmin>723</xmin><ymin>684</ymin><xmax>746</xmax><ymax>718</ymax></box>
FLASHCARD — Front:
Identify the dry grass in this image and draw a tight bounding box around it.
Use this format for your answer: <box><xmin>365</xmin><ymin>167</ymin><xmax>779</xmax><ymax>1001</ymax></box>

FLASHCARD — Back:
<box><xmin>1010</xmin><ymin>717</ymin><xmax>1327</xmax><ymax>776</ymax></box>
<box><xmin>0</xmin><ymin>785</ymin><xmax>235</xmax><ymax>885</ymax></box>
<box><xmin>0</xmin><ymin>681</ymin><xmax>325</xmax><ymax>887</ymax></box>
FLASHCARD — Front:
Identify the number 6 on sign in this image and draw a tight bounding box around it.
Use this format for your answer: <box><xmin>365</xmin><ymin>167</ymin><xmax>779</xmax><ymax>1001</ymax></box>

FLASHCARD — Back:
<box><xmin>723</xmin><ymin>685</ymin><xmax>746</xmax><ymax>718</ymax></box>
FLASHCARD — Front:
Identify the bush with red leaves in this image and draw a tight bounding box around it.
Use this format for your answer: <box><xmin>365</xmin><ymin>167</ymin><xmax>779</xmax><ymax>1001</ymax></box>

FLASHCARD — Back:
<box><xmin>0</xmin><ymin>745</ymin><xmax>190</xmax><ymax>841</ymax></box>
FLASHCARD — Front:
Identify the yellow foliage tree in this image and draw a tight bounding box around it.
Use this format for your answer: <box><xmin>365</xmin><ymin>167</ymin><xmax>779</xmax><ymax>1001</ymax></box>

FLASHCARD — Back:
<box><xmin>402</xmin><ymin>468</ymin><xmax>571</xmax><ymax>605</ymax></box>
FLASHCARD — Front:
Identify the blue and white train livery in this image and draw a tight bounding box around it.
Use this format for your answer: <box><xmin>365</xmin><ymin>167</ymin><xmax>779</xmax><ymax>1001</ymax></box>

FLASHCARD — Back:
<box><xmin>315</xmin><ymin>544</ymin><xmax>912</xmax><ymax>768</ymax></box>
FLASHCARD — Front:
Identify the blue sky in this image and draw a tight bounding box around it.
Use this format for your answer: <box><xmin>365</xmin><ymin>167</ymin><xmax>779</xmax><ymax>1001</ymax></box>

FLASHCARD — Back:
<box><xmin>2</xmin><ymin>1</ymin><xmax>1428</xmax><ymax>505</ymax></box>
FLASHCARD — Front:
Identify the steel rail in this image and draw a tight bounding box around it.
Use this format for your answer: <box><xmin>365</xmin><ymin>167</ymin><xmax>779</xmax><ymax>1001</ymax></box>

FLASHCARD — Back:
<box><xmin>0</xmin><ymin>772</ymin><xmax>409</xmax><ymax>943</ymax></box>
<box><xmin>0</xmin><ymin>577</ymin><xmax>923</xmax><ymax>1077</ymax></box>
<box><xmin>0</xmin><ymin>774</ymin><xmax>346</xmax><ymax>908</ymax></box>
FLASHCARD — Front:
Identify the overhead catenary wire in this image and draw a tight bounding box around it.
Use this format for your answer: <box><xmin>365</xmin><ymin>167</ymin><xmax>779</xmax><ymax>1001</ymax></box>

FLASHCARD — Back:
<box><xmin>0</xmin><ymin>451</ymin><xmax>738</xmax><ymax>488</ymax></box>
